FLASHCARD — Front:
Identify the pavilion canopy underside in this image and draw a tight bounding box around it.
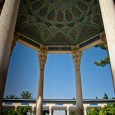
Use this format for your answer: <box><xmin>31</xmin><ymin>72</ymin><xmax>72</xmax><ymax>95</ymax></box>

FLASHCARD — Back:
<box><xmin>15</xmin><ymin>0</ymin><xmax>104</xmax><ymax>51</ymax></box>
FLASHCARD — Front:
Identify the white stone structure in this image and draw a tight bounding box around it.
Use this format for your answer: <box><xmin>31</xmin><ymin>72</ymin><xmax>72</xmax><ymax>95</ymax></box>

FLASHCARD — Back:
<box><xmin>2</xmin><ymin>99</ymin><xmax>115</xmax><ymax>115</ymax></box>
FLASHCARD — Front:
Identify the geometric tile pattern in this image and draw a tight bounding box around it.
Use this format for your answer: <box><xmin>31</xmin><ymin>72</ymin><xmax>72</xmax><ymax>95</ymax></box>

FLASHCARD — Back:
<box><xmin>16</xmin><ymin>0</ymin><xmax>104</xmax><ymax>46</ymax></box>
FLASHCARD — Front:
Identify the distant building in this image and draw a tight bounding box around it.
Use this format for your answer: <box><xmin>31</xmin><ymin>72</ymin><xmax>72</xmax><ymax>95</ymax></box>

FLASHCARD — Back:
<box><xmin>2</xmin><ymin>99</ymin><xmax>115</xmax><ymax>115</ymax></box>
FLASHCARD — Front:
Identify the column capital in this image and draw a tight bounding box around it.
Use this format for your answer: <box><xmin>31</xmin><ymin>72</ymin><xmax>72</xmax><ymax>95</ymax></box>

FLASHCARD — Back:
<box><xmin>38</xmin><ymin>46</ymin><xmax>47</xmax><ymax>70</ymax></box>
<box><xmin>72</xmin><ymin>49</ymin><xmax>82</xmax><ymax>70</ymax></box>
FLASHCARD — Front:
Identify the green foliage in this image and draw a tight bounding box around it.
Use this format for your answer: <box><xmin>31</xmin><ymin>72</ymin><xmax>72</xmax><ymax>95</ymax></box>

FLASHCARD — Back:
<box><xmin>96</xmin><ymin>97</ymin><xmax>98</xmax><ymax>99</ymax></box>
<box><xmin>0</xmin><ymin>106</ymin><xmax>32</xmax><ymax>115</ymax></box>
<box><xmin>87</xmin><ymin>108</ymin><xmax>99</xmax><ymax>115</ymax></box>
<box><xmin>6</xmin><ymin>91</ymin><xmax>33</xmax><ymax>99</ymax></box>
<box><xmin>6</xmin><ymin>95</ymin><xmax>18</xmax><ymax>99</ymax></box>
<box><xmin>94</xmin><ymin>56</ymin><xmax>110</xmax><ymax>67</ymax></box>
<box><xmin>17</xmin><ymin>106</ymin><xmax>32</xmax><ymax>115</ymax></box>
<box><xmin>87</xmin><ymin>103</ymin><xmax>115</xmax><ymax>115</ymax></box>
<box><xmin>99</xmin><ymin>103</ymin><xmax>115</xmax><ymax>115</ymax></box>
<box><xmin>103</xmin><ymin>93</ymin><xmax>108</xmax><ymax>99</ymax></box>
<box><xmin>20</xmin><ymin>91</ymin><xmax>33</xmax><ymax>99</ymax></box>
<box><xmin>94</xmin><ymin>43</ymin><xmax>110</xmax><ymax>67</ymax></box>
<box><xmin>95</xmin><ymin>44</ymin><xmax>106</xmax><ymax>50</ymax></box>
<box><xmin>0</xmin><ymin>109</ymin><xmax>17</xmax><ymax>115</ymax></box>
<box><xmin>69</xmin><ymin>110</ymin><xmax>76</xmax><ymax>115</ymax></box>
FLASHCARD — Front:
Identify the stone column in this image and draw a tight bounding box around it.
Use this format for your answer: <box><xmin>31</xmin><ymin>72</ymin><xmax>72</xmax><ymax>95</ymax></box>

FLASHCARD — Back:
<box><xmin>15</xmin><ymin>106</ymin><xmax>18</xmax><ymax>112</ymax></box>
<box><xmin>84</xmin><ymin>107</ymin><xmax>87</xmax><ymax>115</ymax></box>
<box><xmin>31</xmin><ymin>107</ymin><xmax>35</xmax><ymax>113</ymax></box>
<box><xmin>49</xmin><ymin>107</ymin><xmax>53</xmax><ymax>115</ymax></box>
<box><xmin>66</xmin><ymin>107</ymin><xmax>69</xmax><ymax>115</ymax></box>
<box><xmin>0</xmin><ymin>39</ymin><xmax>16</xmax><ymax>109</ymax></box>
<box><xmin>99</xmin><ymin>0</ymin><xmax>115</xmax><ymax>92</ymax></box>
<box><xmin>52</xmin><ymin>110</ymin><xmax>53</xmax><ymax>115</ymax></box>
<box><xmin>72</xmin><ymin>49</ymin><xmax>84</xmax><ymax>115</ymax></box>
<box><xmin>36</xmin><ymin>47</ymin><xmax>47</xmax><ymax>115</ymax></box>
<box><xmin>65</xmin><ymin>110</ymin><xmax>67</xmax><ymax>115</ymax></box>
<box><xmin>0</xmin><ymin>0</ymin><xmax>20</xmax><ymax>108</ymax></box>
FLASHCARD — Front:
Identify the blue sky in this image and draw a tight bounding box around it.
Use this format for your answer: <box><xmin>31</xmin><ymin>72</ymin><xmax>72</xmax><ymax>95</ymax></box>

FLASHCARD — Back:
<box><xmin>5</xmin><ymin>42</ymin><xmax>114</xmax><ymax>99</ymax></box>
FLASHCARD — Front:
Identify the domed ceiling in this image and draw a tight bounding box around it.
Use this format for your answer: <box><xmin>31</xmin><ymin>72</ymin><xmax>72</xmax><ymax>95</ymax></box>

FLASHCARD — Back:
<box><xmin>16</xmin><ymin>0</ymin><xmax>104</xmax><ymax>50</ymax></box>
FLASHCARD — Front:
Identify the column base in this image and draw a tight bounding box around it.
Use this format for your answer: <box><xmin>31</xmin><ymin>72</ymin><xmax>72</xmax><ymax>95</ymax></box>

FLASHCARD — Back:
<box><xmin>76</xmin><ymin>108</ymin><xmax>84</xmax><ymax>115</ymax></box>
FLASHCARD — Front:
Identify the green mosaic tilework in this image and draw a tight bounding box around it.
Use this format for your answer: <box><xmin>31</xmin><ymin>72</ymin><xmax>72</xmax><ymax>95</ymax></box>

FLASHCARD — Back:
<box><xmin>16</xmin><ymin>0</ymin><xmax>104</xmax><ymax>46</ymax></box>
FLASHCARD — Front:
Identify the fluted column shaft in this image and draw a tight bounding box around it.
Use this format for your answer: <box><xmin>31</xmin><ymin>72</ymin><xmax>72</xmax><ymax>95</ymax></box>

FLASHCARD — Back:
<box><xmin>72</xmin><ymin>49</ymin><xmax>84</xmax><ymax>115</ymax></box>
<box><xmin>36</xmin><ymin>47</ymin><xmax>47</xmax><ymax>115</ymax></box>
<box><xmin>0</xmin><ymin>0</ymin><xmax>20</xmax><ymax>108</ymax></box>
<box><xmin>99</xmin><ymin>0</ymin><xmax>115</xmax><ymax>92</ymax></box>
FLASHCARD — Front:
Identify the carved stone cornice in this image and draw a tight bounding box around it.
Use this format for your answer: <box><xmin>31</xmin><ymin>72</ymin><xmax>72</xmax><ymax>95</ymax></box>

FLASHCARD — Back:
<box><xmin>38</xmin><ymin>46</ymin><xmax>47</xmax><ymax>70</ymax></box>
<box><xmin>72</xmin><ymin>49</ymin><xmax>82</xmax><ymax>70</ymax></box>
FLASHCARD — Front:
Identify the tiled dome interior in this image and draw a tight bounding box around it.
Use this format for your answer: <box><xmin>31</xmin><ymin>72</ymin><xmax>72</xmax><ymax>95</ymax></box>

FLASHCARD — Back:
<box><xmin>16</xmin><ymin>0</ymin><xmax>104</xmax><ymax>46</ymax></box>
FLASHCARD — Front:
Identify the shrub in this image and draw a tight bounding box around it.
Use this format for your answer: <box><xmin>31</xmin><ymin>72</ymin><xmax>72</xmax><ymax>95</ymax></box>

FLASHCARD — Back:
<box><xmin>99</xmin><ymin>103</ymin><xmax>115</xmax><ymax>115</ymax></box>
<box><xmin>87</xmin><ymin>103</ymin><xmax>115</xmax><ymax>115</ymax></box>
<box><xmin>69</xmin><ymin>110</ymin><xmax>76</xmax><ymax>115</ymax></box>
<box><xmin>17</xmin><ymin>106</ymin><xmax>32</xmax><ymax>115</ymax></box>
<box><xmin>87</xmin><ymin>108</ymin><xmax>99</xmax><ymax>115</ymax></box>
<box><xmin>0</xmin><ymin>109</ymin><xmax>17</xmax><ymax>115</ymax></box>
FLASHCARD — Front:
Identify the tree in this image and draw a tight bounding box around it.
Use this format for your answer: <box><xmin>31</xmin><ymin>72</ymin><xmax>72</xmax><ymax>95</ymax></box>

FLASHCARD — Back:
<box><xmin>112</xmin><ymin>97</ymin><xmax>115</xmax><ymax>99</ymax></box>
<box><xmin>17</xmin><ymin>106</ymin><xmax>32</xmax><ymax>115</ymax></box>
<box><xmin>87</xmin><ymin>108</ymin><xmax>99</xmax><ymax>115</ymax></box>
<box><xmin>20</xmin><ymin>91</ymin><xmax>33</xmax><ymax>99</ymax></box>
<box><xmin>96</xmin><ymin>96</ymin><xmax>98</xmax><ymax>99</ymax></box>
<box><xmin>99</xmin><ymin>103</ymin><xmax>115</xmax><ymax>115</ymax></box>
<box><xmin>0</xmin><ymin>109</ymin><xmax>17</xmax><ymax>115</ymax></box>
<box><xmin>6</xmin><ymin>94</ymin><xmax>18</xmax><ymax>99</ymax></box>
<box><xmin>94</xmin><ymin>43</ymin><xmax>110</xmax><ymax>67</ymax></box>
<box><xmin>94</xmin><ymin>56</ymin><xmax>110</xmax><ymax>67</ymax></box>
<box><xmin>87</xmin><ymin>103</ymin><xmax>115</xmax><ymax>115</ymax></box>
<box><xmin>69</xmin><ymin>110</ymin><xmax>76</xmax><ymax>115</ymax></box>
<box><xmin>103</xmin><ymin>93</ymin><xmax>108</xmax><ymax>99</ymax></box>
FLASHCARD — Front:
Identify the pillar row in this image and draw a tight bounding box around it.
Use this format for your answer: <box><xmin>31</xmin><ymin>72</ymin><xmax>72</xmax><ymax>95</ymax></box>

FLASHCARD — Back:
<box><xmin>0</xmin><ymin>0</ymin><xmax>20</xmax><ymax>108</ymax></box>
<box><xmin>72</xmin><ymin>49</ymin><xmax>84</xmax><ymax>115</ymax></box>
<box><xmin>36</xmin><ymin>47</ymin><xmax>47</xmax><ymax>115</ymax></box>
